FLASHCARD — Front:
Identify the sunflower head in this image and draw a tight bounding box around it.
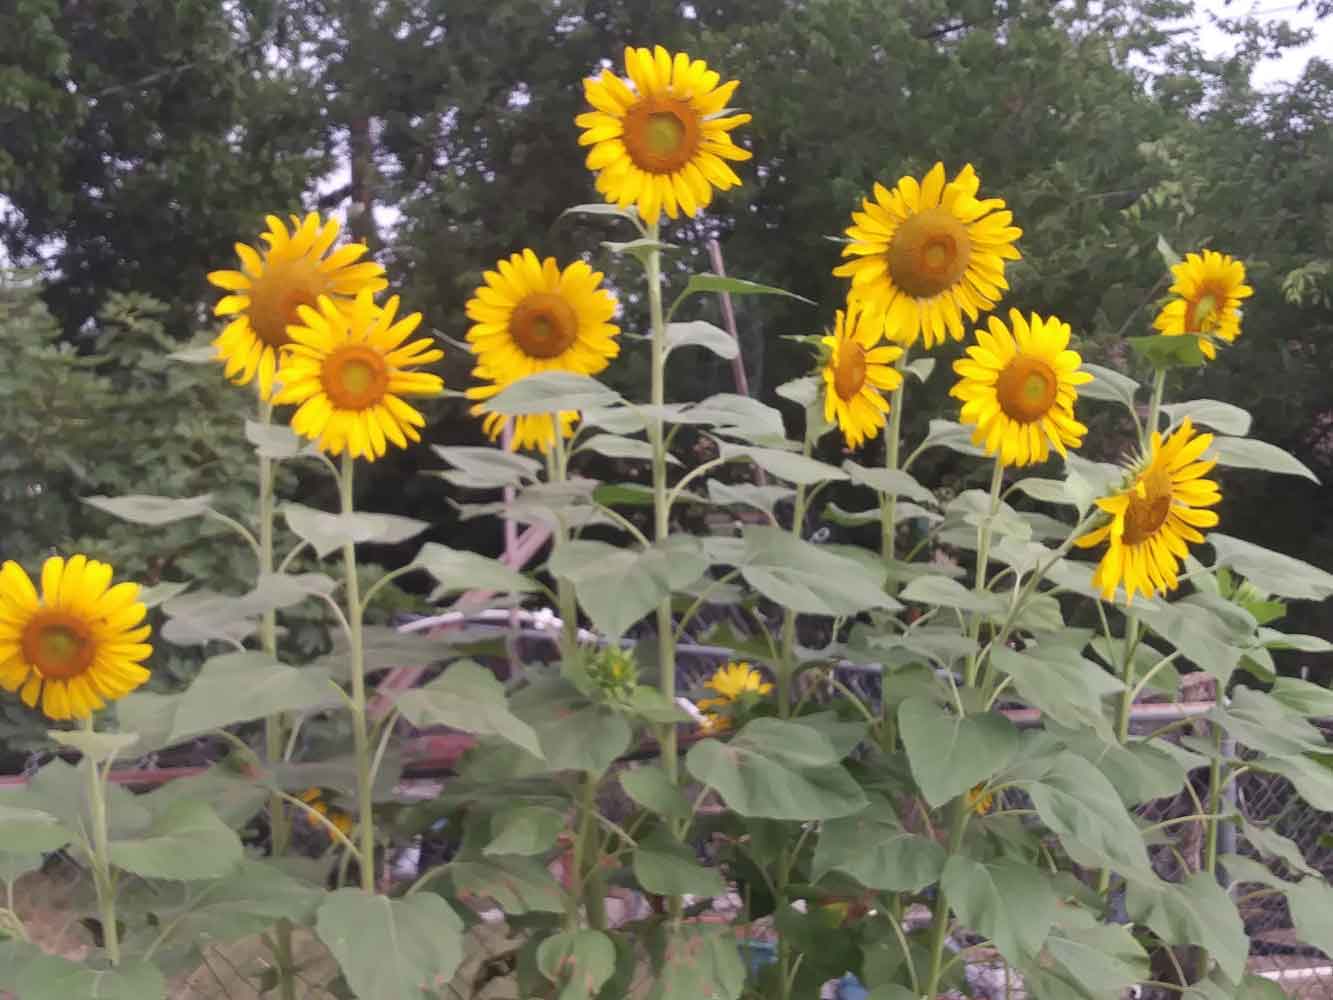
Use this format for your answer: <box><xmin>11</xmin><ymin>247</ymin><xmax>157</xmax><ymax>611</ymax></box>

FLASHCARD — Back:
<box><xmin>298</xmin><ymin>787</ymin><xmax>354</xmax><ymax>837</ymax></box>
<box><xmin>577</xmin><ymin>45</ymin><xmax>752</xmax><ymax>225</ymax></box>
<box><xmin>273</xmin><ymin>291</ymin><xmax>444</xmax><ymax>461</ymax></box>
<box><xmin>819</xmin><ymin>304</ymin><xmax>904</xmax><ymax>449</ymax></box>
<box><xmin>965</xmin><ymin>784</ymin><xmax>995</xmax><ymax>816</ymax></box>
<box><xmin>1074</xmin><ymin>418</ymin><xmax>1222</xmax><ymax>603</ymax></box>
<box><xmin>0</xmin><ymin>556</ymin><xmax>151</xmax><ymax>721</ymax></box>
<box><xmin>208</xmin><ymin>213</ymin><xmax>387</xmax><ymax>399</ymax></box>
<box><xmin>1152</xmin><ymin>249</ymin><xmax>1253</xmax><ymax>361</ymax></box>
<box><xmin>833</xmin><ymin>163</ymin><xmax>1022</xmax><ymax>349</ymax></box>
<box><xmin>465</xmin><ymin>249</ymin><xmax>619</xmax><ymax>452</ymax></box>
<box><xmin>695</xmin><ymin>661</ymin><xmax>773</xmax><ymax>734</ymax></box>
<box><xmin>950</xmin><ymin>309</ymin><xmax>1091</xmax><ymax>467</ymax></box>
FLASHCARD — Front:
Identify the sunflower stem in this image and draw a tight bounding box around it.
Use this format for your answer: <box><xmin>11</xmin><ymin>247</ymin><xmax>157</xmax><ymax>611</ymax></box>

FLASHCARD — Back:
<box><xmin>880</xmin><ymin>349</ymin><xmax>910</xmax><ymax>577</ymax></box>
<box><xmin>964</xmin><ymin>460</ymin><xmax>1005</xmax><ymax>689</ymax></box>
<box><xmin>1144</xmin><ymin>368</ymin><xmax>1167</xmax><ymax>449</ymax></box>
<box><xmin>922</xmin><ymin>797</ymin><xmax>970</xmax><ymax>998</ymax></box>
<box><xmin>339</xmin><ymin>454</ymin><xmax>375</xmax><ymax>893</ymax></box>
<box><xmin>548</xmin><ymin>428</ymin><xmax>579</xmax><ymax>654</ymax></box>
<box><xmin>778</xmin><ymin>434</ymin><xmax>812</xmax><ymax>718</ymax></box>
<box><xmin>82</xmin><ymin>714</ymin><xmax>119</xmax><ymax>965</ymax></box>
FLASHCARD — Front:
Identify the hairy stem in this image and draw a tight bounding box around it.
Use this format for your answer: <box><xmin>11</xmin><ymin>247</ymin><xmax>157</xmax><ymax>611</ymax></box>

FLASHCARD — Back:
<box><xmin>339</xmin><ymin>455</ymin><xmax>375</xmax><ymax>893</ymax></box>
<box><xmin>83</xmin><ymin>716</ymin><xmax>119</xmax><ymax>965</ymax></box>
<box><xmin>964</xmin><ymin>461</ymin><xmax>1005</xmax><ymax>688</ymax></box>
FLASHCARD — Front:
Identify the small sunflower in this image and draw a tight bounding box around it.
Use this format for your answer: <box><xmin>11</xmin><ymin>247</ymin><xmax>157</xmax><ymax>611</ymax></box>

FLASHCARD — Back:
<box><xmin>696</xmin><ymin>661</ymin><xmax>773</xmax><ymax>732</ymax></box>
<box><xmin>1152</xmin><ymin>250</ymin><xmax>1253</xmax><ymax>360</ymax></box>
<box><xmin>0</xmin><ymin>556</ymin><xmax>151</xmax><ymax>721</ymax></box>
<box><xmin>833</xmin><ymin>163</ymin><xmax>1022</xmax><ymax>349</ymax></box>
<box><xmin>577</xmin><ymin>45</ymin><xmax>752</xmax><ymax>225</ymax></box>
<box><xmin>1075</xmin><ymin>418</ymin><xmax>1221</xmax><ymax>603</ymax></box>
<box><xmin>965</xmin><ymin>784</ymin><xmax>995</xmax><ymax>816</ymax></box>
<box><xmin>820</xmin><ymin>304</ymin><xmax>904</xmax><ymax>449</ymax></box>
<box><xmin>273</xmin><ymin>291</ymin><xmax>444</xmax><ymax>461</ymax></box>
<box><xmin>465</xmin><ymin>249</ymin><xmax>620</xmax><ymax>452</ymax></box>
<box><xmin>298</xmin><ymin>787</ymin><xmax>354</xmax><ymax>837</ymax></box>
<box><xmin>209</xmin><ymin>213</ymin><xmax>387</xmax><ymax>399</ymax></box>
<box><xmin>950</xmin><ymin>310</ymin><xmax>1092</xmax><ymax>467</ymax></box>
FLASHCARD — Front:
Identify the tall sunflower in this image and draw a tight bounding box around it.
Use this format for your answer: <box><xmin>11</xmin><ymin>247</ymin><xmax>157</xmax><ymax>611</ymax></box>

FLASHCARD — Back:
<box><xmin>465</xmin><ymin>249</ymin><xmax>620</xmax><ymax>452</ymax></box>
<box><xmin>833</xmin><ymin>163</ymin><xmax>1022</xmax><ymax>349</ymax></box>
<box><xmin>209</xmin><ymin>213</ymin><xmax>387</xmax><ymax>399</ymax></box>
<box><xmin>1075</xmin><ymin>418</ymin><xmax>1221</xmax><ymax>603</ymax></box>
<box><xmin>1152</xmin><ymin>250</ymin><xmax>1253</xmax><ymax>360</ymax></box>
<box><xmin>577</xmin><ymin>45</ymin><xmax>752</xmax><ymax>225</ymax></box>
<box><xmin>0</xmin><ymin>556</ymin><xmax>151</xmax><ymax>721</ymax></box>
<box><xmin>950</xmin><ymin>310</ymin><xmax>1091</xmax><ymax>467</ymax></box>
<box><xmin>273</xmin><ymin>291</ymin><xmax>444</xmax><ymax>461</ymax></box>
<box><xmin>820</xmin><ymin>304</ymin><xmax>904</xmax><ymax>449</ymax></box>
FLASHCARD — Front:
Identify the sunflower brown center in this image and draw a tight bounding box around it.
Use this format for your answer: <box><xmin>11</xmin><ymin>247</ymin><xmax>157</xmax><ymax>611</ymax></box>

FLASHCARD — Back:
<box><xmin>1186</xmin><ymin>290</ymin><xmax>1221</xmax><ymax>334</ymax></box>
<box><xmin>623</xmin><ymin>97</ymin><xmax>701</xmax><ymax>174</ymax></box>
<box><xmin>994</xmin><ymin>356</ymin><xmax>1058</xmax><ymax>423</ymax></box>
<box><xmin>321</xmin><ymin>345</ymin><xmax>389</xmax><ymax>410</ymax></box>
<box><xmin>510</xmin><ymin>292</ymin><xmax>579</xmax><ymax>359</ymax></box>
<box><xmin>247</xmin><ymin>259</ymin><xmax>326</xmax><ymax>349</ymax></box>
<box><xmin>887</xmin><ymin>208</ymin><xmax>973</xmax><ymax>299</ymax></box>
<box><xmin>833</xmin><ymin>342</ymin><xmax>868</xmax><ymax>401</ymax></box>
<box><xmin>1122</xmin><ymin>471</ymin><xmax>1173</xmax><ymax>545</ymax></box>
<box><xmin>21</xmin><ymin>610</ymin><xmax>95</xmax><ymax>680</ymax></box>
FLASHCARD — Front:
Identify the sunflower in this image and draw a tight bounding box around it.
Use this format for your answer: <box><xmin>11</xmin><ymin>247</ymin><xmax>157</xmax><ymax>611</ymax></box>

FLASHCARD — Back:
<box><xmin>950</xmin><ymin>310</ymin><xmax>1091</xmax><ymax>467</ymax></box>
<box><xmin>820</xmin><ymin>304</ymin><xmax>904</xmax><ymax>449</ymax></box>
<box><xmin>577</xmin><ymin>45</ymin><xmax>752</xmax><ymax>225</ymax></box>
<box><xmin>298</xmin><ymin>787</ymin><xmax>354</xmax><ymax>837</ymax></box>
<box><xmin>696</xmin><ymin>661</ymin><xmax>773</xmax><ymax>732</ymax></box>
<box><xmin>833</xmin><ymin>163</ymin><xmax>1022</xmax><ymax>349</ymax></box>
<box><xmin>209</xmin><ymin>213</ymin><xmax>387</xmax><ymax>399</ymax></box>
<box><xmin>965</xmin><ymin>784</ymin><xmax>995</xmax><ymax>816</ymax></box>
<box><xmin>273</xmin><ymin>291</ymin><xmax>444</xmax><ymax>461</ymax></box>
<box><xmin>1075</xmin><ymin>418</ymin><xmax>1221</xmax><ymax>603</ymax></box>
<box><xmin>1152</xmin><ymin>250</ymin><xmax>1253</xmax><ymax>361</ymax></box>
<box><xmin>465</xmin><ymin>249</ymin><xmax>620</xmax><ymax>452</ymax></box>
<box><xmin>0</xmin><ymin>556</ymin><xmax>151</xmax><ymax>721</ymax></box>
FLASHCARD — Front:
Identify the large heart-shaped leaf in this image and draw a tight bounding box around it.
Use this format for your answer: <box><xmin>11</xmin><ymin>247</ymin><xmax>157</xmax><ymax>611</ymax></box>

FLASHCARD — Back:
<box><xmin>108</xmin><ymin>799</ymin><xmax>243</xmax><ymax>881</ymax></box>
<box><xmin>898</xmin><ymin>697</ymin><xmax>1018</xmax><ymax>808</ymax></box>
<box><xmin>942</xmin><ymin>855</ymin><xmax>1058</xmax><ymax>964</ymax></box>
<box><xmin>812</xmin><ymin>796</ymin><xmax>945</xmax><ymax>891</ymax></box>
<box><xmin>394</xmin><ymin>660</ymin><xmax>541</xmax><ymax>757</ymax></box>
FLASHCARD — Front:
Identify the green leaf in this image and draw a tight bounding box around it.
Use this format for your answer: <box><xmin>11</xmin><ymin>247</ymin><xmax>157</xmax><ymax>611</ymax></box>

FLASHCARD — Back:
<box><xmin>46</xmin><ymin>728</ymin><xmax>141</xmax><ymax>764</ymax></box>
<box><xmin>15</xmin><ymin>956</ymin><xmax>166</xmax><ymax>1000</ymax></box>
<box><xmin>625</xmin><ymin>686</ymin><xmax>691</xmax><ymax>723</ymax></box>
<box><xmin>18</xmin><ymin>758</ymin><xmax>150</xmax><ymax>842</ymax></box>
<box><xmin>1239</xmin><ymin>817</ymin><xmax>1320</xmax><ymax>878</ymax></box>
<box><xmin>1046</xmin><ymin>728</ymin><xmax>1188</xmax><ymax>805</ymax></box>
<box><xmin>1026</xmin><ymin>752</ymin><xmax>1154</xmax><ymax>879</ymax></box>
<box><xmin>720</xmin><ymin>443</ymin><xmax>847</xmax><ymax>485</ymax></box>
<box><xmin>485</xmin><ymin>806</ymin><xmax>564</xmax><ymax>857</ymax></box>
<box><xmin>136</xmin><ymin>579</ymin><xmax>191</xmax><ymax>608</ymax></box>
<box><xmin>316</xmin><ymin>889</ymin><xmax>464</xmax><ymax>1000</ymax></box>
<box><xmin>740</xmin><ymin>525</ymin><xmax>898</xmax><ymax>616</ymax></box>
<box><xmin>1127</xmin><ymin>873</ymin><xmax>1247</xmax><ymax>983</ymax></box>
<box><xmin>415</xmin><ymin>542</ymin><xmax>536</xmax><ymax>600</ymax></box>
<box><xmin>561</xmin><ymin>202</ymin><xmax>642</xmax><ymax>224</ymax></box>
<box><xmin>1160</xmin><ymin>399</ymin><xmax>1252</xmax><ymax>436</ymax></box>
<box><xmin>448</xmin><ymin>856</ymin><xmax>566</xmax><ymax>914</ymax></box>
<box><xmin>84</xmin><ymin>493</ymin><xmax>212</xmax><ymax>526</ymax></box>
<box><xmin>108</xmin><ymin>799</ymin><xmax>242</xmax><ymax>881</ymax></box>
<box><xmin>990</xmin><ymin>645</ymin><xmax>1122</xmax><ymax>742</ymax></box>
<box><xmin>1030</xmin><ymin>924</ymin><xmax>1150</xmax><ymax>1000</ymax></box>
<box><xmin>942</xmin><ymin>856</ymin><xmax>1058</xmax><ymax>964</ymax></box>
<box><xmin>1011</xmin><ymin>477</ymin><xmax>1078</xmax><ymax>506</ymax></box>
<box><xmin>843</xmin><ymin>462</ymin><xmax>934</xmax><ymax>502</ymax></box>
<box><xmin>674</xmin><ymin>394</ymin><xmax>787</xmax><ymax>442</ymax></box>
<box><xmin>707</xmin><ymin>479</ymin><xmax>795</xmax><ymax>515</ymax></box>
<box><xmin>431</xmin><ymin>445</ymin><xmax>542</xmax><ymax>489</ymax></box>
<box><xmin>812</xmin><ymin>796</ymin><xmax>945</xmax><ymax>891</ymax></box>
<box><xmin>1064</xmin><ymin>454</ymin><xmax>1126</xmax><ymax>518</ymax></box>
<box><xmin>686</xmin><ymin>726</ymin><xmax>866</xmax><ymax>821</ymax></box>
<box><xmin>167</xmin><ymin>652</ymin><xmax>338</xmax><ymax>743</ymax></box>
<box><xmin>0</xmin><ymin>803</ymin><xmax>72</xmax><ymax>853</ymax></box>
<box><xmin>486</xmin><ymin>371</ymin><xmax>625</xmax><ymax>415</ymax></box>
<box><xmin>621</xmin><ymin>765</ymin><xmax>692</xmax><ymax>823</ymax></box>
<box><xmin>1210</xmin><ymin>436</ymin><xmax>1319</xmax><ymax>481</ymax></box>
<box><xmin>664</xmin><ymin>320</ymin><xmax>739</xmax><ymax>359</ymax></box>
<box><xmin>282</xmin><ymin>503</ymin><xmax>429</xmax><ymax>558</ymax></box>
<box><xmin>549</xmin><ymin>540</ymin><xmax>667</xmax><ymax>639</ymax></box>
<box><xmin>916</xmin><ymin>419</ymin><xmax>990</xmax><ymax>458</ymax></box>
<box><xmin>244</xmin><ymin>419</ymin><xmax>303</xmax><ymax>458</ymax></box>
<box><xmin>899</xmin><ymin>574</ymin><xmax>1006</xmax><ymax>614</ymax></box>
<box><xmin>897</xmin><ymin>697</ymin><xmax>1019</xmax><ymax>808</ymax></box>
<box><xmin>394</xmin><ymin>660</ymin><xmax>542</xmax><ymax>757</ymax></box>
<box><xmin>634</xmin><ymin>829</ymin><xmax>726</xmax><ymax>896</ymax></box>
<box><xmin>673</xmin><ymin>273</ymin><xmax>814</xmax><ymax>308</ymax></box>
<box><xmin>905</xmin><ymin>357</ymin><xmax>935</xmax><ymax>383</ymax></box>
<box><xmin>1287</xmin><ymin>878</ymin><xmax>1333</xmax><ymax>959</ymax></box>
<box><xmin>0</xmin><ymin>850</ymin><xmax>42</xmax><ymax>886</ymax></box>
<box><xmin>576</xmin><ymin>432</ymin><xmax>656</xmax><ymax>462</ymax></box>
<box><xmin>1079</xmin><ymin>363</ymin><xmax>1139</xmax><ymax>411</ymax></box>
<box><xmin>647</xmin><ymin>924</ymin><xmax>746</xmax><ymax>1000</ymax></box>
<box><xmin>515</xmin><ymin>689</ymin><xmax>632</xmax><ymax>774</ymax></box>
<box><xmin>1128</xmin><ymin>333</ymin><xmax>1207</xmax><ymax>369</ymax></box>
<box><xmin>1208</xmin><ymin>533</ymin><xmax>1333</xmax><ymax>600</ymax></box>
<box><xmin>537</xmin><ymin>930</ymin><xmax>618</xmax><ymax>1000</ymax></box>
<box><xmin>1210</xmin><ymin>687</ymin><xmax>1328</xmax><ymax>758</ymax></box>
<box><xmin>1250</xmin><ymin>755</ymin><xmax>1333</xmax><ymax>811</ymax></box>
<box><xmin>1269</xmin><ymin>677</ymin><xmax>1333</xmax><ymax>717</ymax></box>
<box><xmin>1157</xmin><ymin>233</ymin><xmax>1182</xmax><ymax>267</ymax></box>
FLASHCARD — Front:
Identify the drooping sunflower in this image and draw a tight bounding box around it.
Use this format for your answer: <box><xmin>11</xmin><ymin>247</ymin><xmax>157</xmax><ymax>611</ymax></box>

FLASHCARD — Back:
<box><xmin>820</xmin><ymin>304</ymin><xmax>904</xmax><ymax>449</ymax></box>
<box><xmin>965</xmin><ymin>784</ymin><xmax>995</xmax><ymax>816</ymax></box>
<box><xmin>0</xmin><ymin>556</ymin><xmax>151</xmax><ymax>721</ymax></box>
<box><xmin>833</xmin><ymin>163</ymin><xmax>1022</xmax><ymax>349</ymax></box>
<box><xmin>950</xmin><ymin>310</ymin><xmax>1092</xmax><ymax>467</ymax></box>
<box><xmin>298</xmin><ymin>787</ymin><xmax>354</xmax><ymax>837</ymax></box>
<box><xmin>1075</xmin><ymin>418</ymin><xmax>1221</xmax><ymax>603</ymax></box>
<box><xmin>465</xmin><ymin>249</ymin><xmax>620</xmax><ymax>452</ymax></box>
<box><xmin>696</xmin><ymin>661</ymin><xmax>773</xmax><ymax>732</ymax></box>
<box><xmin>1152</xmin><ymin>250</ymin><xmax>1253</xmax><ymax>360</ymax></box>
<box><xmin>209</xmin><ymin>213</ymin><xmax>387</xmax><ymax>399</ymax></box>
<box><xmin>577</xmin><ymin>45</ymin><xmax>752</xmax><ymax>225</ymax></box>
<box><xmin>273</xmin><ymin>291</ymin><xmax>444</xmax><ymax>461</ymax></box>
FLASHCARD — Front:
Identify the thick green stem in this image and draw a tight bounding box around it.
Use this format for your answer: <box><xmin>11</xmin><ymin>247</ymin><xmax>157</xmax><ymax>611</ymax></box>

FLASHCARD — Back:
<box><xmin>778</xmin><ymin>441</ymin><xmax>811</xmax><ymax>719</ymax></box>
<box><xmin>571</xmin><ymin>774</ymin><xmax>607</xmax><ymax>931</ymax></box>
<box><xmin>880</xmin><ymin>352</ymin><xmax>910</xmax><ymax>573</ymax></box>
<box><xmin>339</xmin><ymin>455</ymin><xmax>375</xmax><ymax>893</ymax></box>
<box><xmin>964</xmin><ymin>461</ymin><xmax>1005</xmax><ymax>688</ymax></box>
<box><xmin>83</xmin><ymin>716</ymin><xmax>119</xmax><ymax>965</ymax></box>
<box><xmin>1204</xmin><ymin>725</ymin><xmax>1223</xmax><ymax>875</ymax></box>
<box><xmin>1116</xmin><ymin>618</ymin><xmax>1142</xmax><ymax>744</ymax></box>
<box><xmin>923</xmin><ymin>798</ymin><xmax>969</xmax><ymax>997</ymax></box>
<box><xmin>1144</xmin><ymin>369</ymin><xmax>1166</xmax><ymax>448</ymax></box>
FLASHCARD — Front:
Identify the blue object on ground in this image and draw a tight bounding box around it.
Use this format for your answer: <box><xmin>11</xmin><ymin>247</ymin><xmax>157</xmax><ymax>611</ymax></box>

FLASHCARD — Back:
<box><xmin>739</xmin><ymin>939</ymin><xmax>778</xmax><ymax>975</ymax></box>
<box><xmin>835</xmin><ymin>972</ymin><xmax>869</xmax><ymax>999</ymax></box>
